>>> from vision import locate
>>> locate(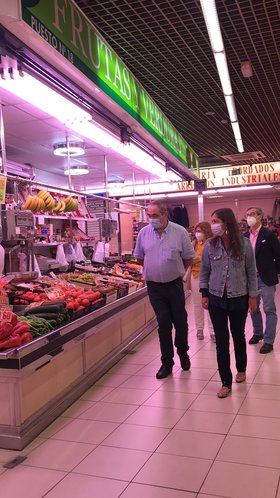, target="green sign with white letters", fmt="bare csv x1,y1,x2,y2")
20,0,199,168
